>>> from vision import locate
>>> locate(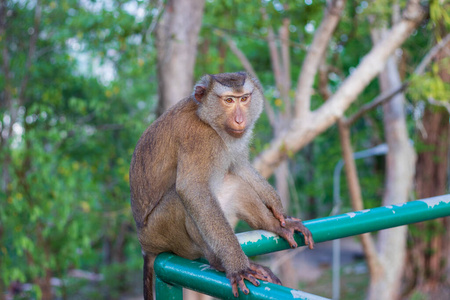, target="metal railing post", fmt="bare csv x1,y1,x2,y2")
155,274,183,300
